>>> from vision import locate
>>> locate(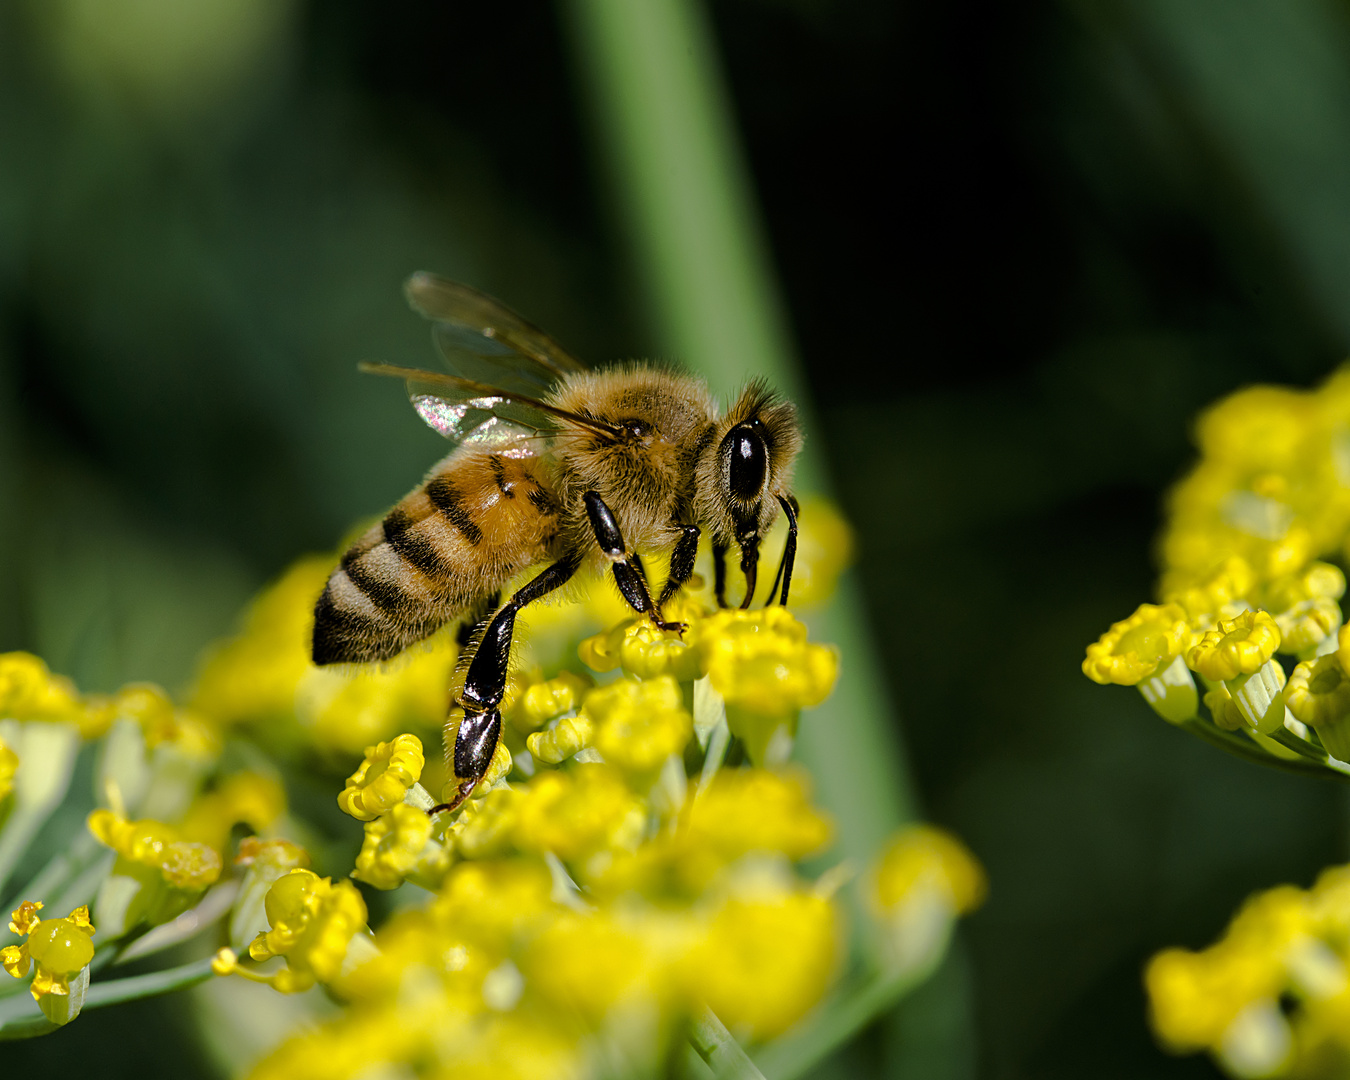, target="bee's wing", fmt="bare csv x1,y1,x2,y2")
361,364,622,452
405,273,587,397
